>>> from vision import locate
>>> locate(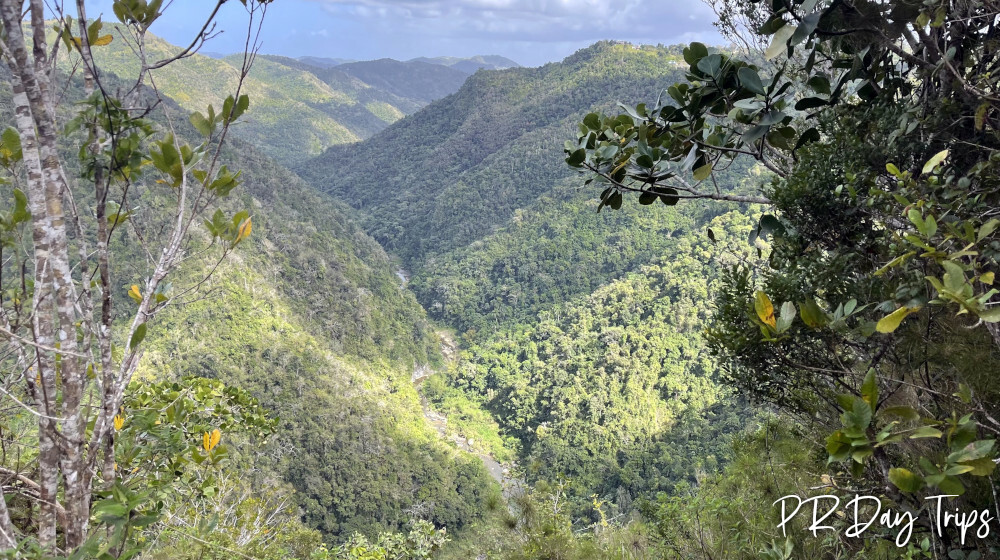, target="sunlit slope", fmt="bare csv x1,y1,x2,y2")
68,29,431,163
